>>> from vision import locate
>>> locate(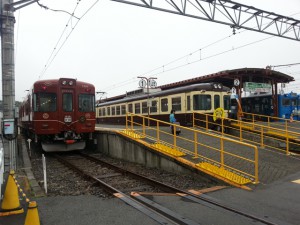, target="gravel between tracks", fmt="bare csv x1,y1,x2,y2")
29,146,220,199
